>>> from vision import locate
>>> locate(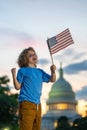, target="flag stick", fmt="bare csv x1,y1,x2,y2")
47,38,54,65
50,53,54,65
